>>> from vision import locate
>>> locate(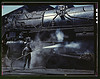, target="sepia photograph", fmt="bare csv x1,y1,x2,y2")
1,2,98,76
